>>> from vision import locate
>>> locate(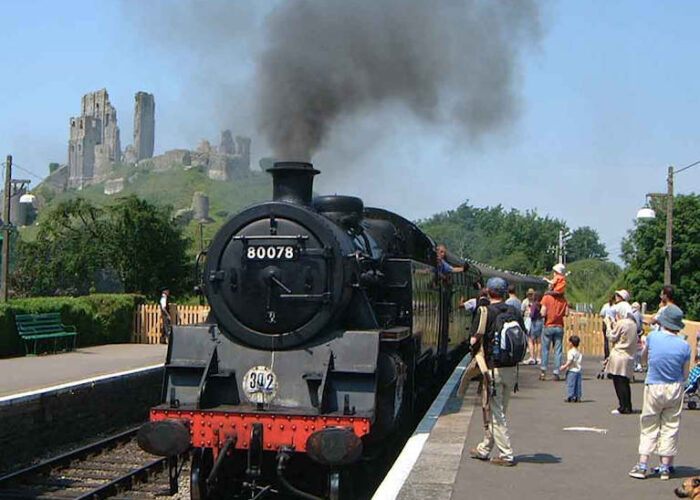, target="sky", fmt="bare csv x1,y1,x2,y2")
1,0,699,264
